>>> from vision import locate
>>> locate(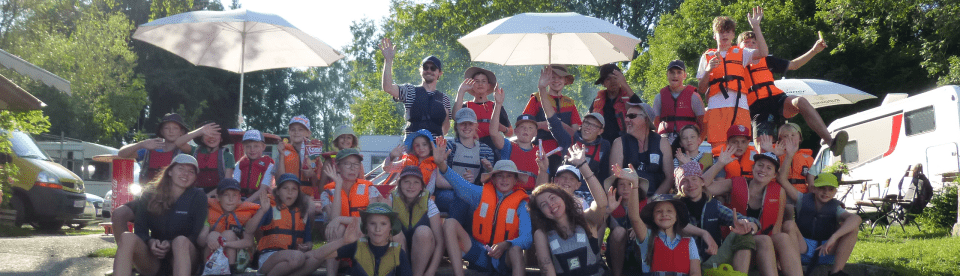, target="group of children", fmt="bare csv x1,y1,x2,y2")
111,6,862,276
